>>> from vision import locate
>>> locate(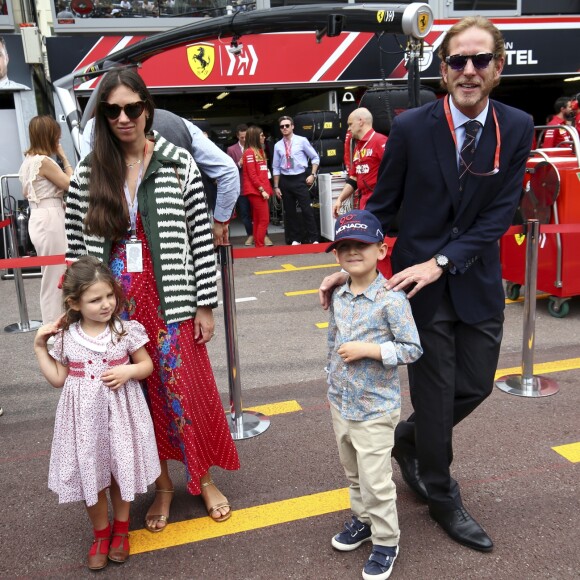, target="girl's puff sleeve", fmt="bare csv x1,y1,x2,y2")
49,331,68,365
126,320,150,354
